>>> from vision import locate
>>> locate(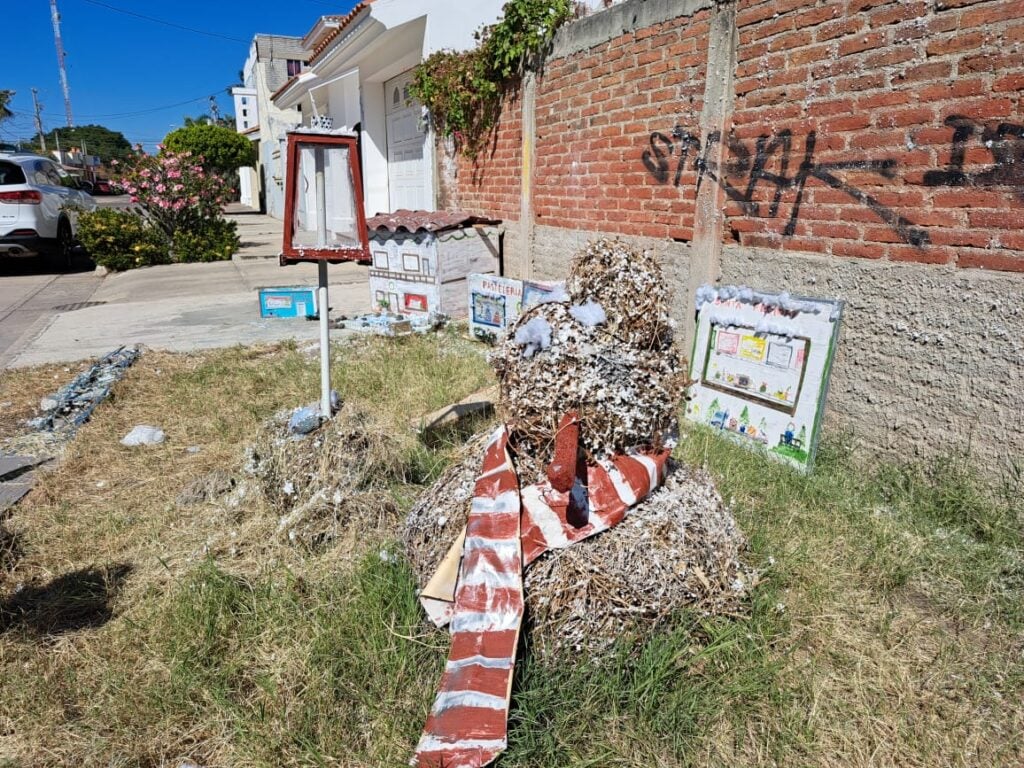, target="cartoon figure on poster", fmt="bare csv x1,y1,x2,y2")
467,274,530,343
472,293,506,328
686,285,843,472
